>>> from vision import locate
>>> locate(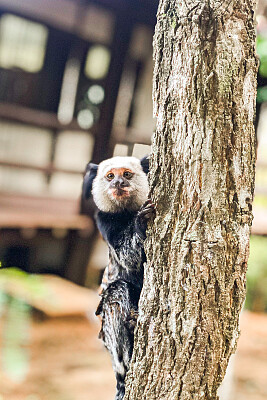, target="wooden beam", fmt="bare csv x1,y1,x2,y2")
0,160,84,175
91,6,135,162
0,102,91,132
